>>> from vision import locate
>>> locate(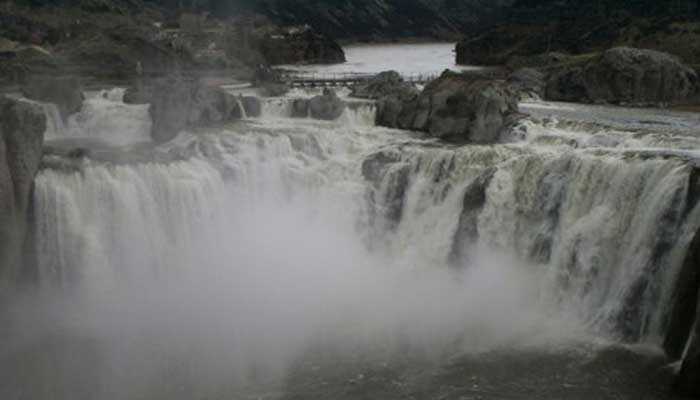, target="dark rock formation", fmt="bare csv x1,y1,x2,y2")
291,98,310,118
22,76,84,119
308,89,346,120
545,47,700,105
376,70,521,143
664,170,700,360
0,96,45,283
361,149,410,231
149,76,242,143
258,28,345,65
677,305,700,396
455,1,700,68
449,169,496,266
241,96,262,118
256,0,514,41
350,71,419,100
